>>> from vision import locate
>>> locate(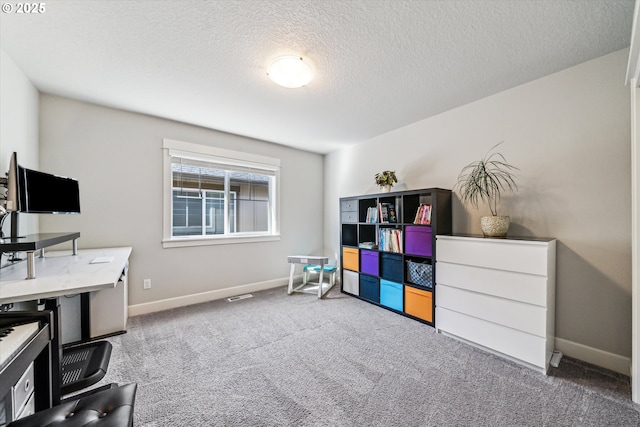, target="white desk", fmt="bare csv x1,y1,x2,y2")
0,247,132,406
0,247,132,303
287,255,333,299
